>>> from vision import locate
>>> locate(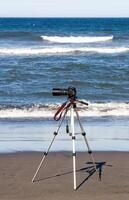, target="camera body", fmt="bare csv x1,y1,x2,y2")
52,86,77,100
